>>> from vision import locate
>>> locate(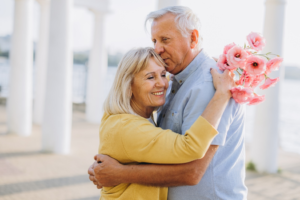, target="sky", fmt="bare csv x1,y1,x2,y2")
0,0,300,66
